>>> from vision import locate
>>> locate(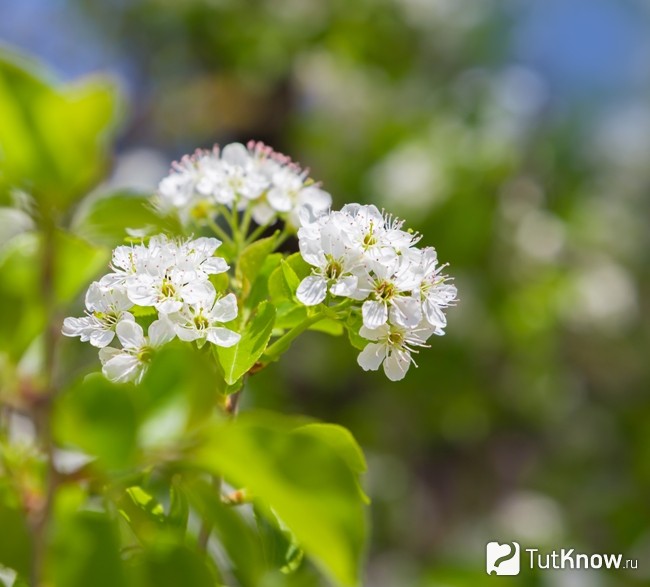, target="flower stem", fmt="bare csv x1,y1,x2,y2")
206,217,233,246
244,222,269,247
263,312,327,362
